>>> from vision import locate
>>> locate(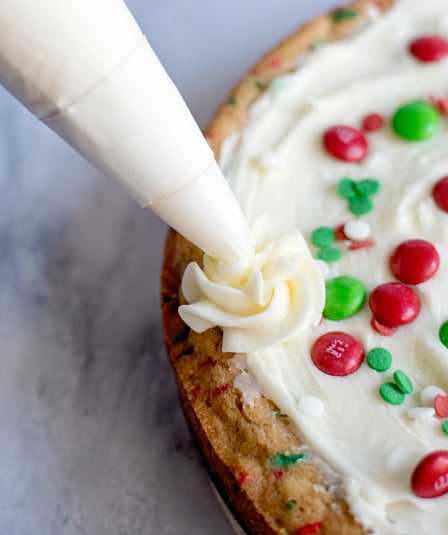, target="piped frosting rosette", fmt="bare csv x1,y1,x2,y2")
179,222,325,353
